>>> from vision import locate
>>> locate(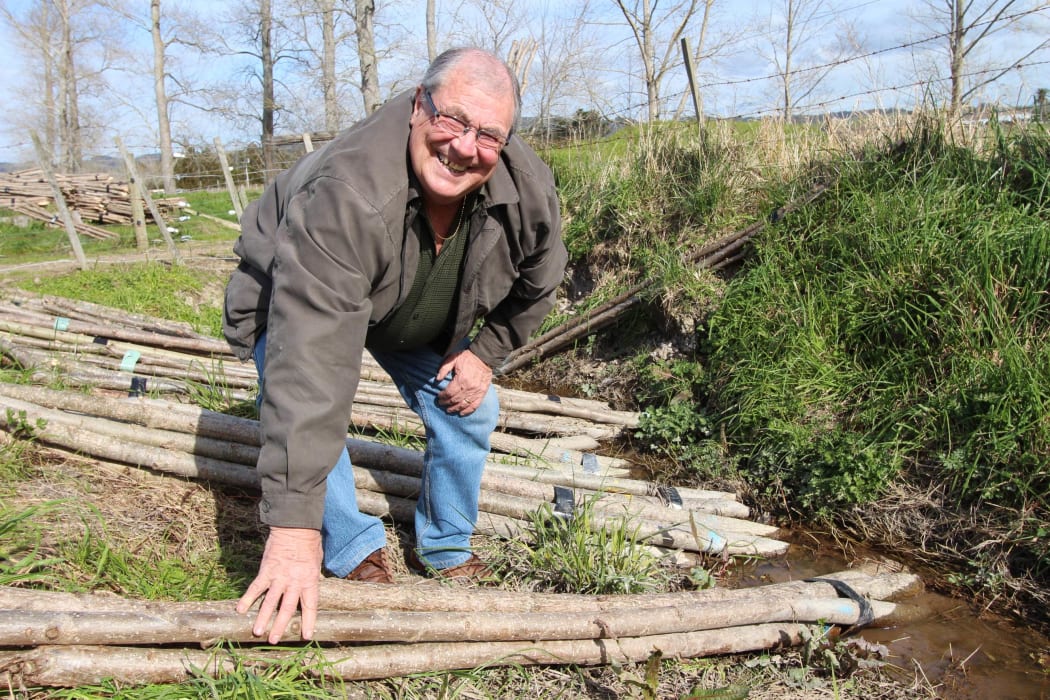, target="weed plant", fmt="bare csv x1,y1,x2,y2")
522,498,672,594
705,118,1049,539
